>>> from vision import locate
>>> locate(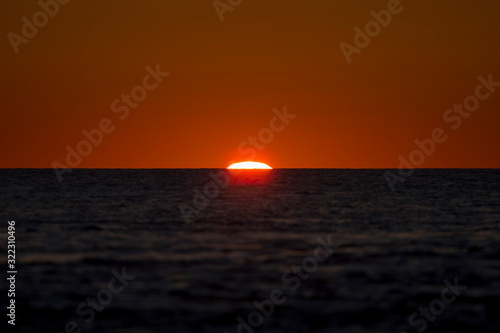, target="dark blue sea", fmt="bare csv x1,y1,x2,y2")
0,169,499,333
